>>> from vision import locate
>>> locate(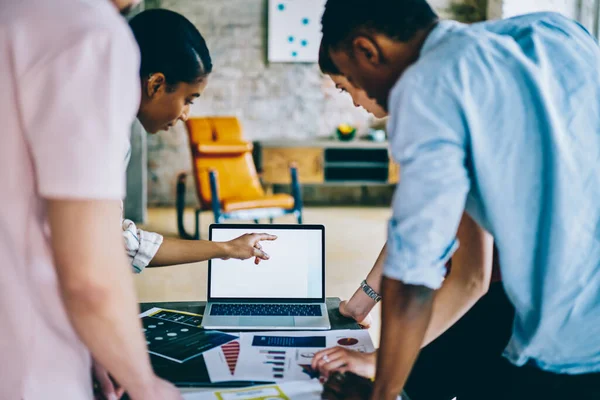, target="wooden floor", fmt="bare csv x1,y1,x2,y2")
134,207,390,345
